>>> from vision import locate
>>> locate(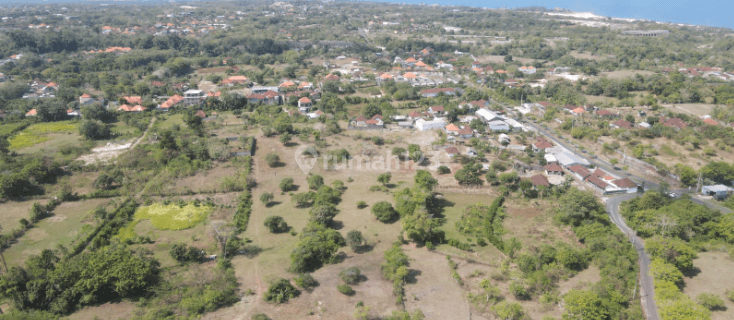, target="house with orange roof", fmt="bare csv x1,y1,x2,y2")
222,75,249,87
79,93,95,105
157,94,184,112
298,97,313,112
25,109,37,117
571,107,585,115
402,72,417,79
324,74,340,81
117,104,133,112
123,96,143,105
130,105,147,113
279,80,296,88
519,66,536,74
445,123,460,135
